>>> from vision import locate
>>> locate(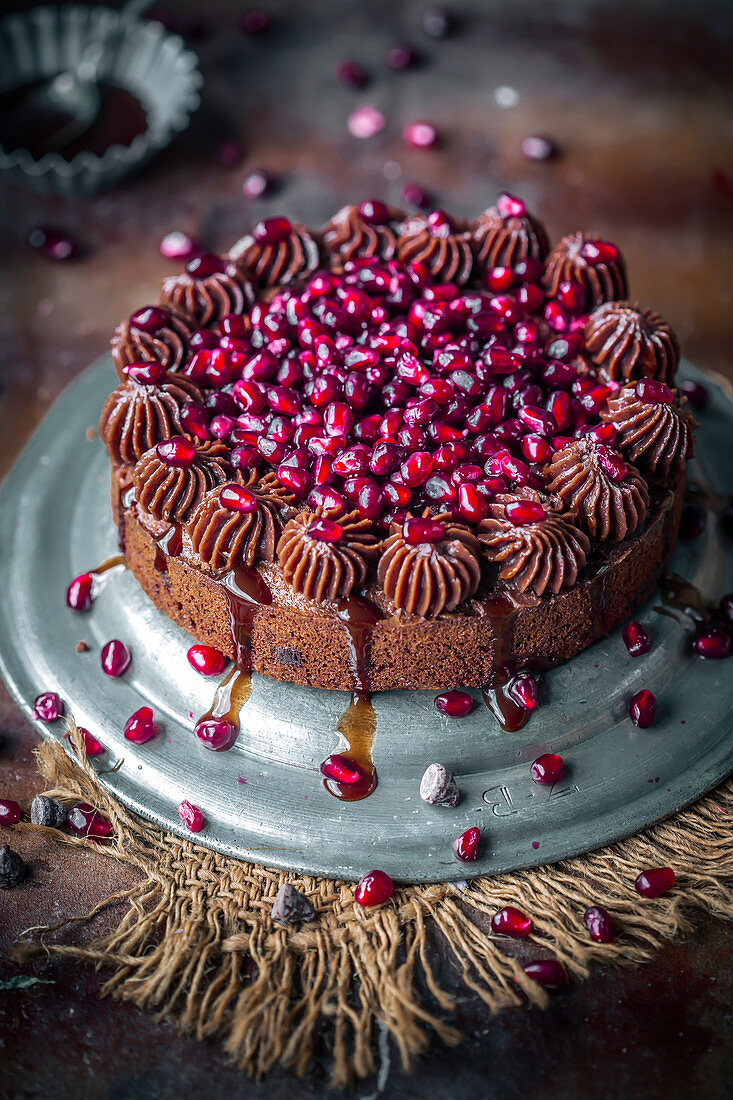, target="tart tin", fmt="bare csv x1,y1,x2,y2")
0,5,202,195
0,358,731,883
